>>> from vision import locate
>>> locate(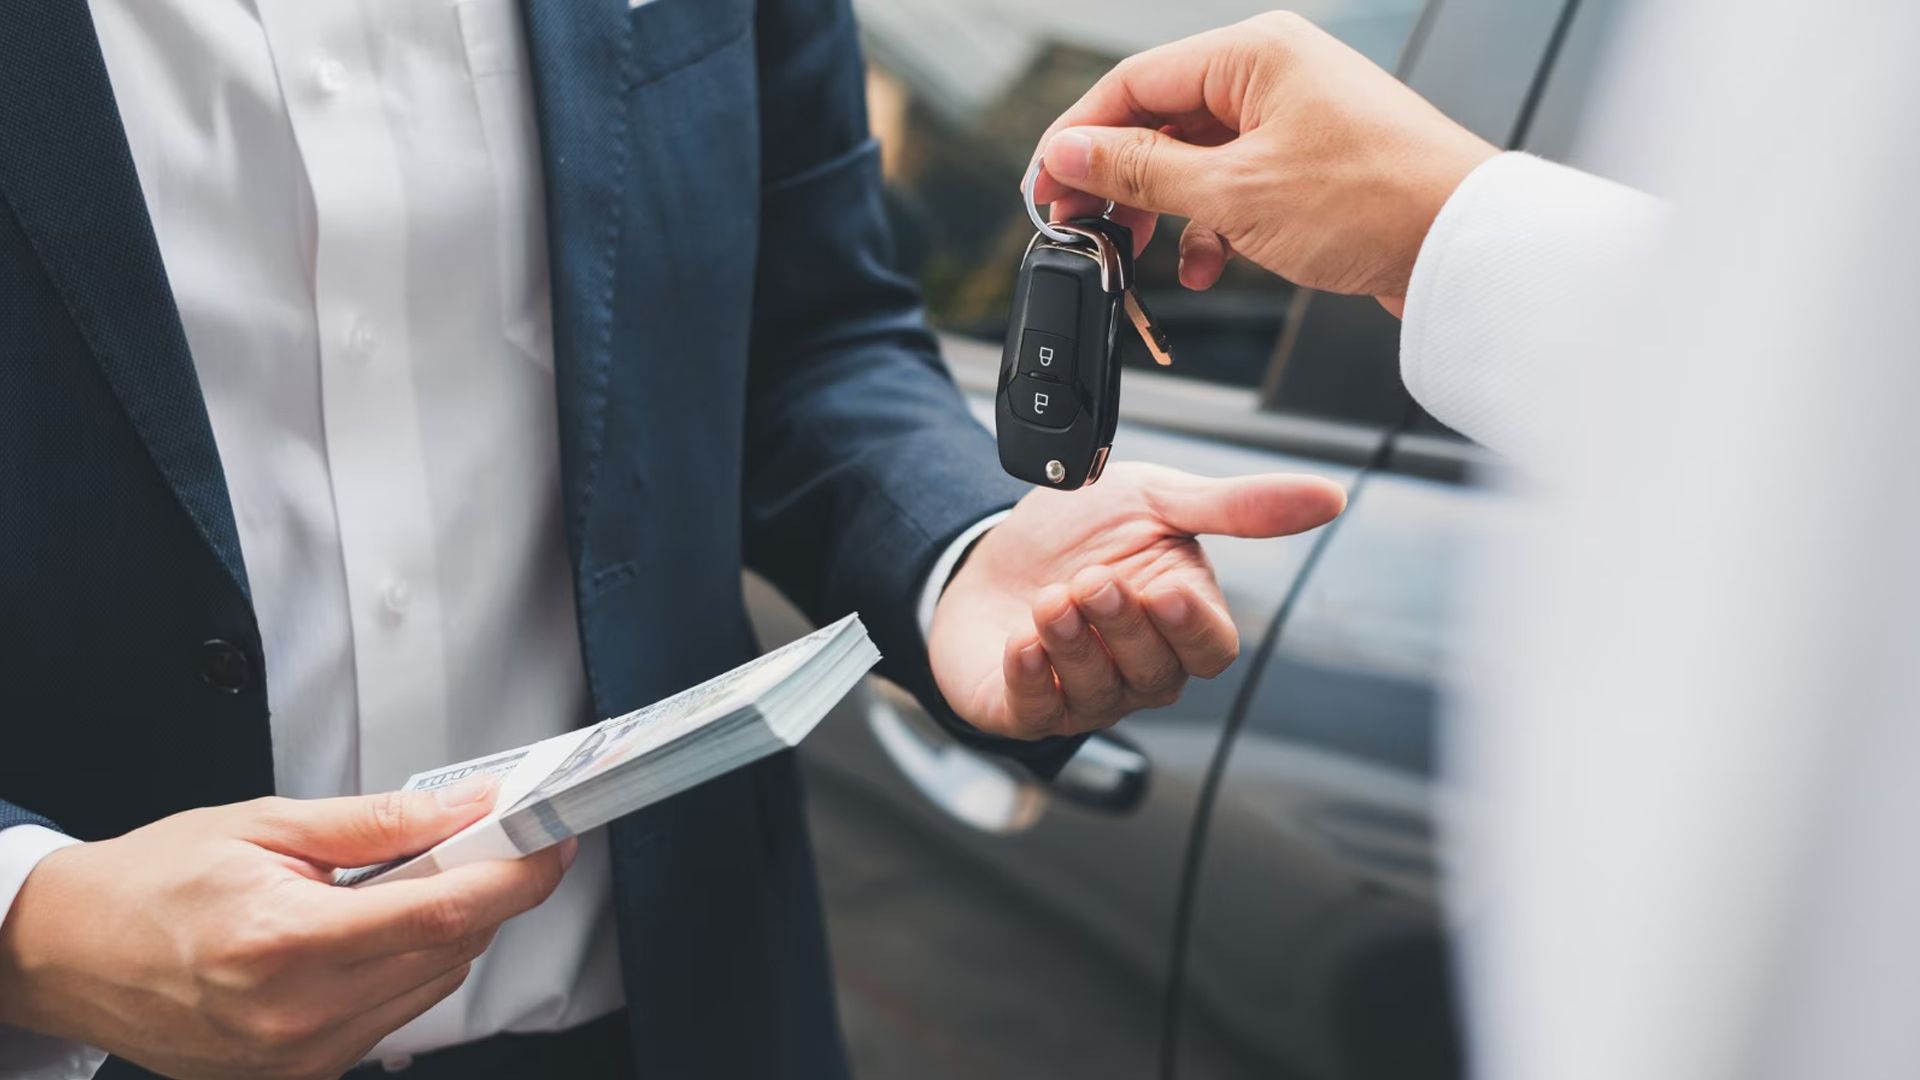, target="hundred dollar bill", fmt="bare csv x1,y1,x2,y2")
337,613,877,887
